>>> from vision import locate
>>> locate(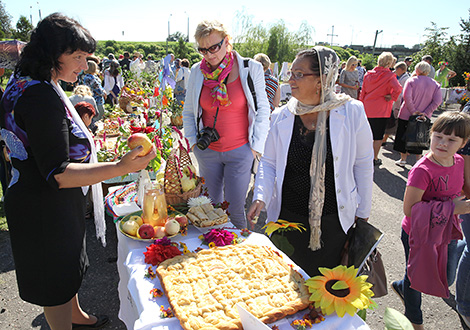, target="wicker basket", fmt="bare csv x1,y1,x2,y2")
164,146,202,205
